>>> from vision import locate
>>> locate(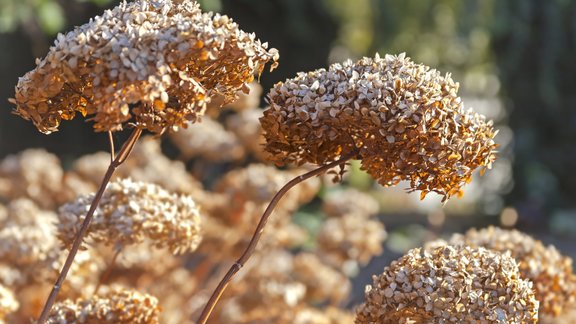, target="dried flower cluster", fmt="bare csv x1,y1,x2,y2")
11,0,278,134
170,117,245,162
46,288,160,324
317,188,385,269
447,226,576,317
0,284,18,322
0,149,64,209
356,245,539,323
58,178,202,254
261,53,497,201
